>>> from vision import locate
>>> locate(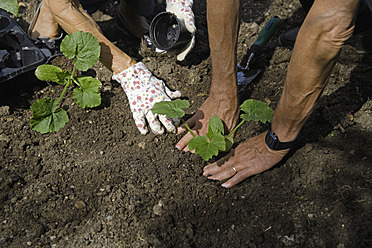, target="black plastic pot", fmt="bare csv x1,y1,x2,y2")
149,12,192,51
0,8,48,83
